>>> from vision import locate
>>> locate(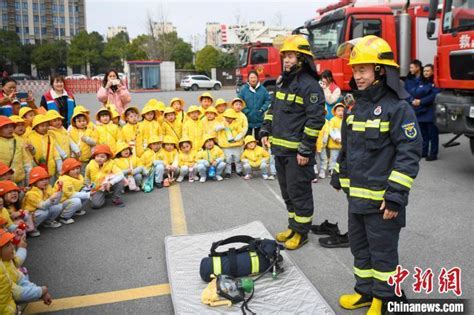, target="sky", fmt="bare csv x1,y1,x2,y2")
86,0,333,48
